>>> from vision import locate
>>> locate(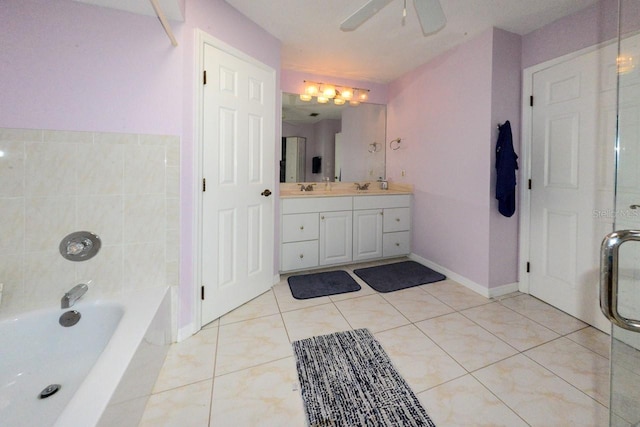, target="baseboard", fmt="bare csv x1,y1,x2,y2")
273,273,281,285
408,253,519,299
177,323,197,342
